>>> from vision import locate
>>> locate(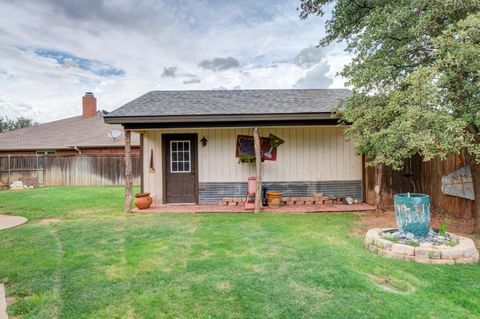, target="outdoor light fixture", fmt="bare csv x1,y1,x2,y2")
200,136,208,147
